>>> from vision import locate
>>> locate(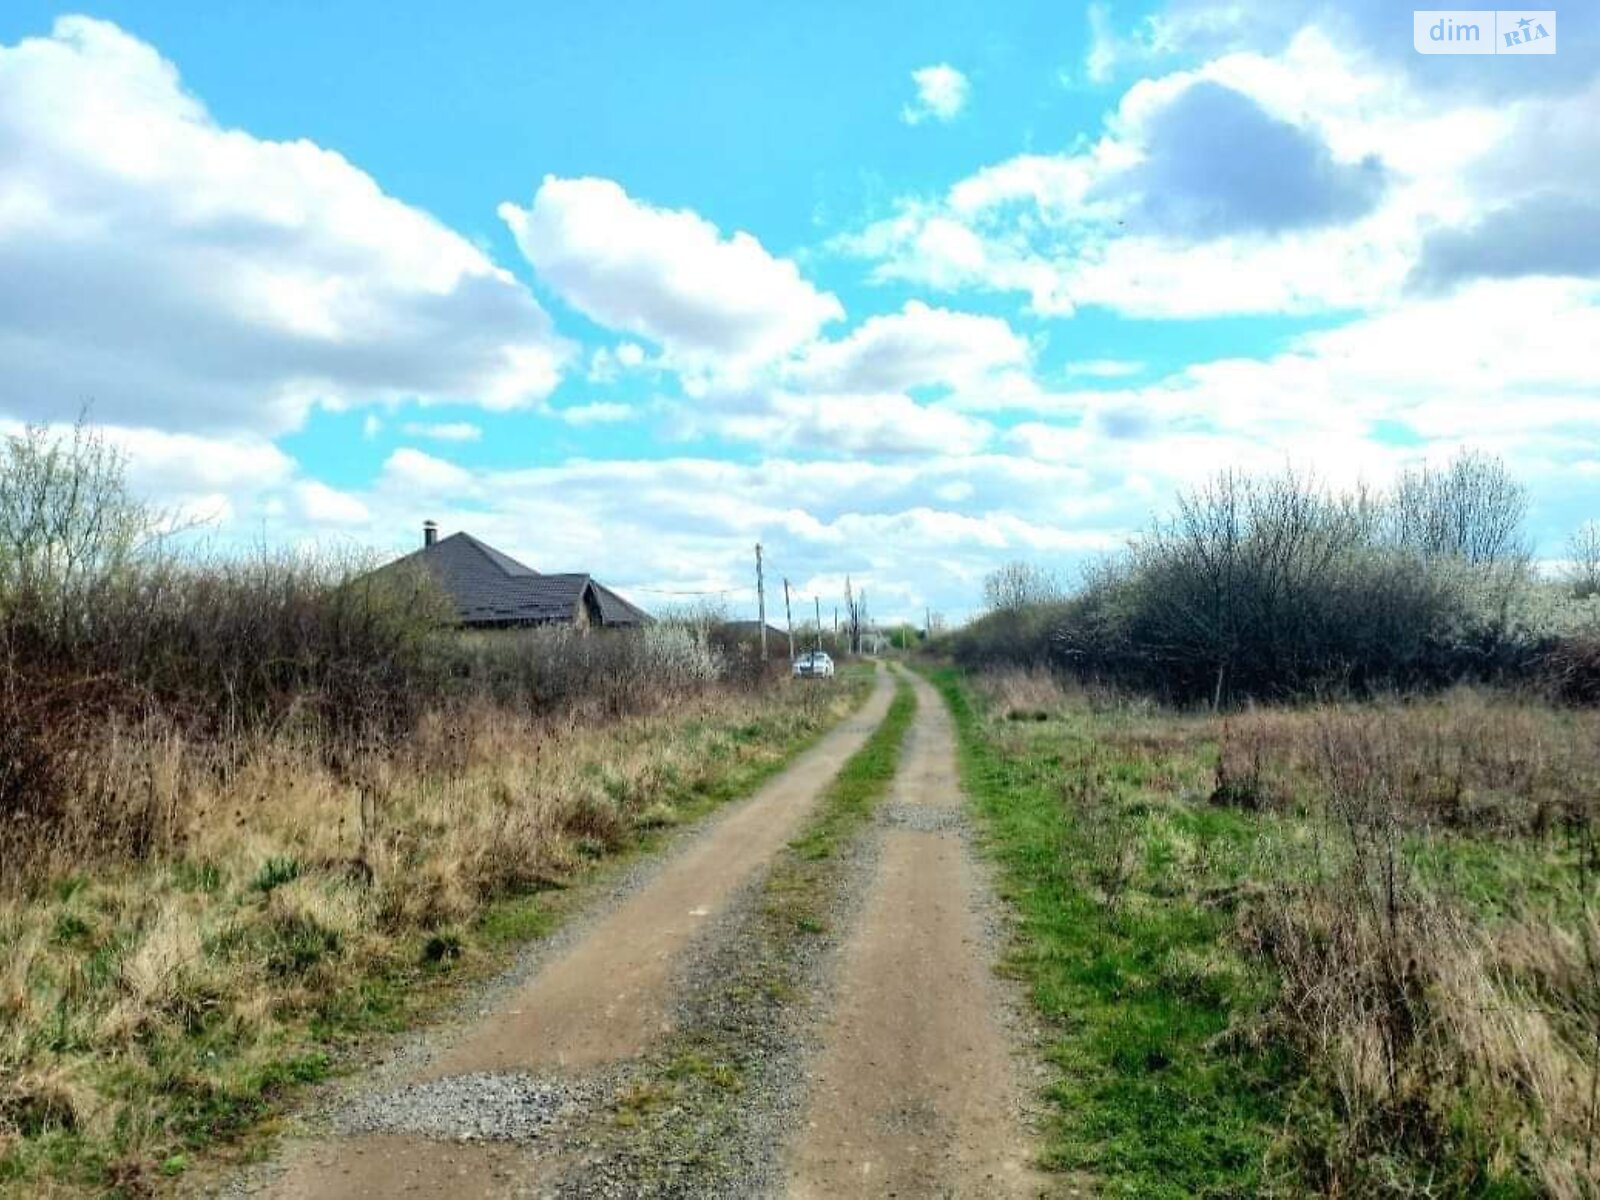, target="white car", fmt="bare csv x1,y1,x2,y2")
792,650,835,678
